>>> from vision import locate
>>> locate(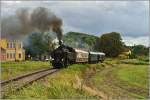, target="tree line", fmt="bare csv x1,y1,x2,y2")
98,32,149,57
23,31,149,58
